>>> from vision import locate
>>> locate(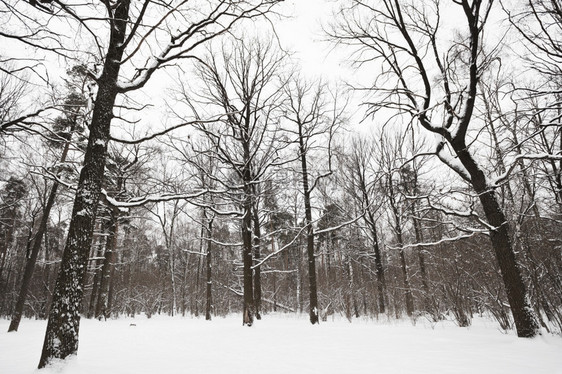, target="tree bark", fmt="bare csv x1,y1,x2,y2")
38,1,130,367
299,124,319,325
205,216,213,321
168,232,177,317
396,227,414,317
9,181,59,332
87,233,104,319
242,141,254,326
411,205,430,311
454,141,540,337
252,206,262,320
95,211,118,320
356,157,387,314
9,117,76,332
388,176,414,317
367,215,386,314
